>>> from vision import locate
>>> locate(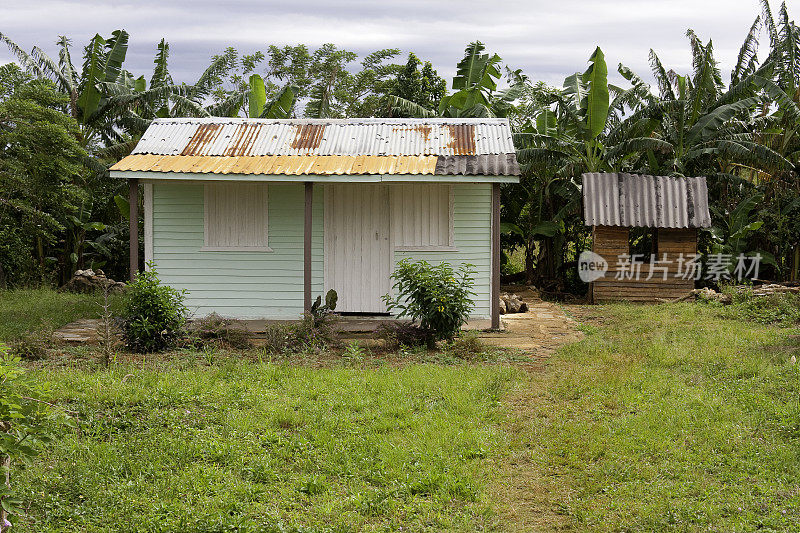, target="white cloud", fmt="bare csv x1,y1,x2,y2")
0,0,795,90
